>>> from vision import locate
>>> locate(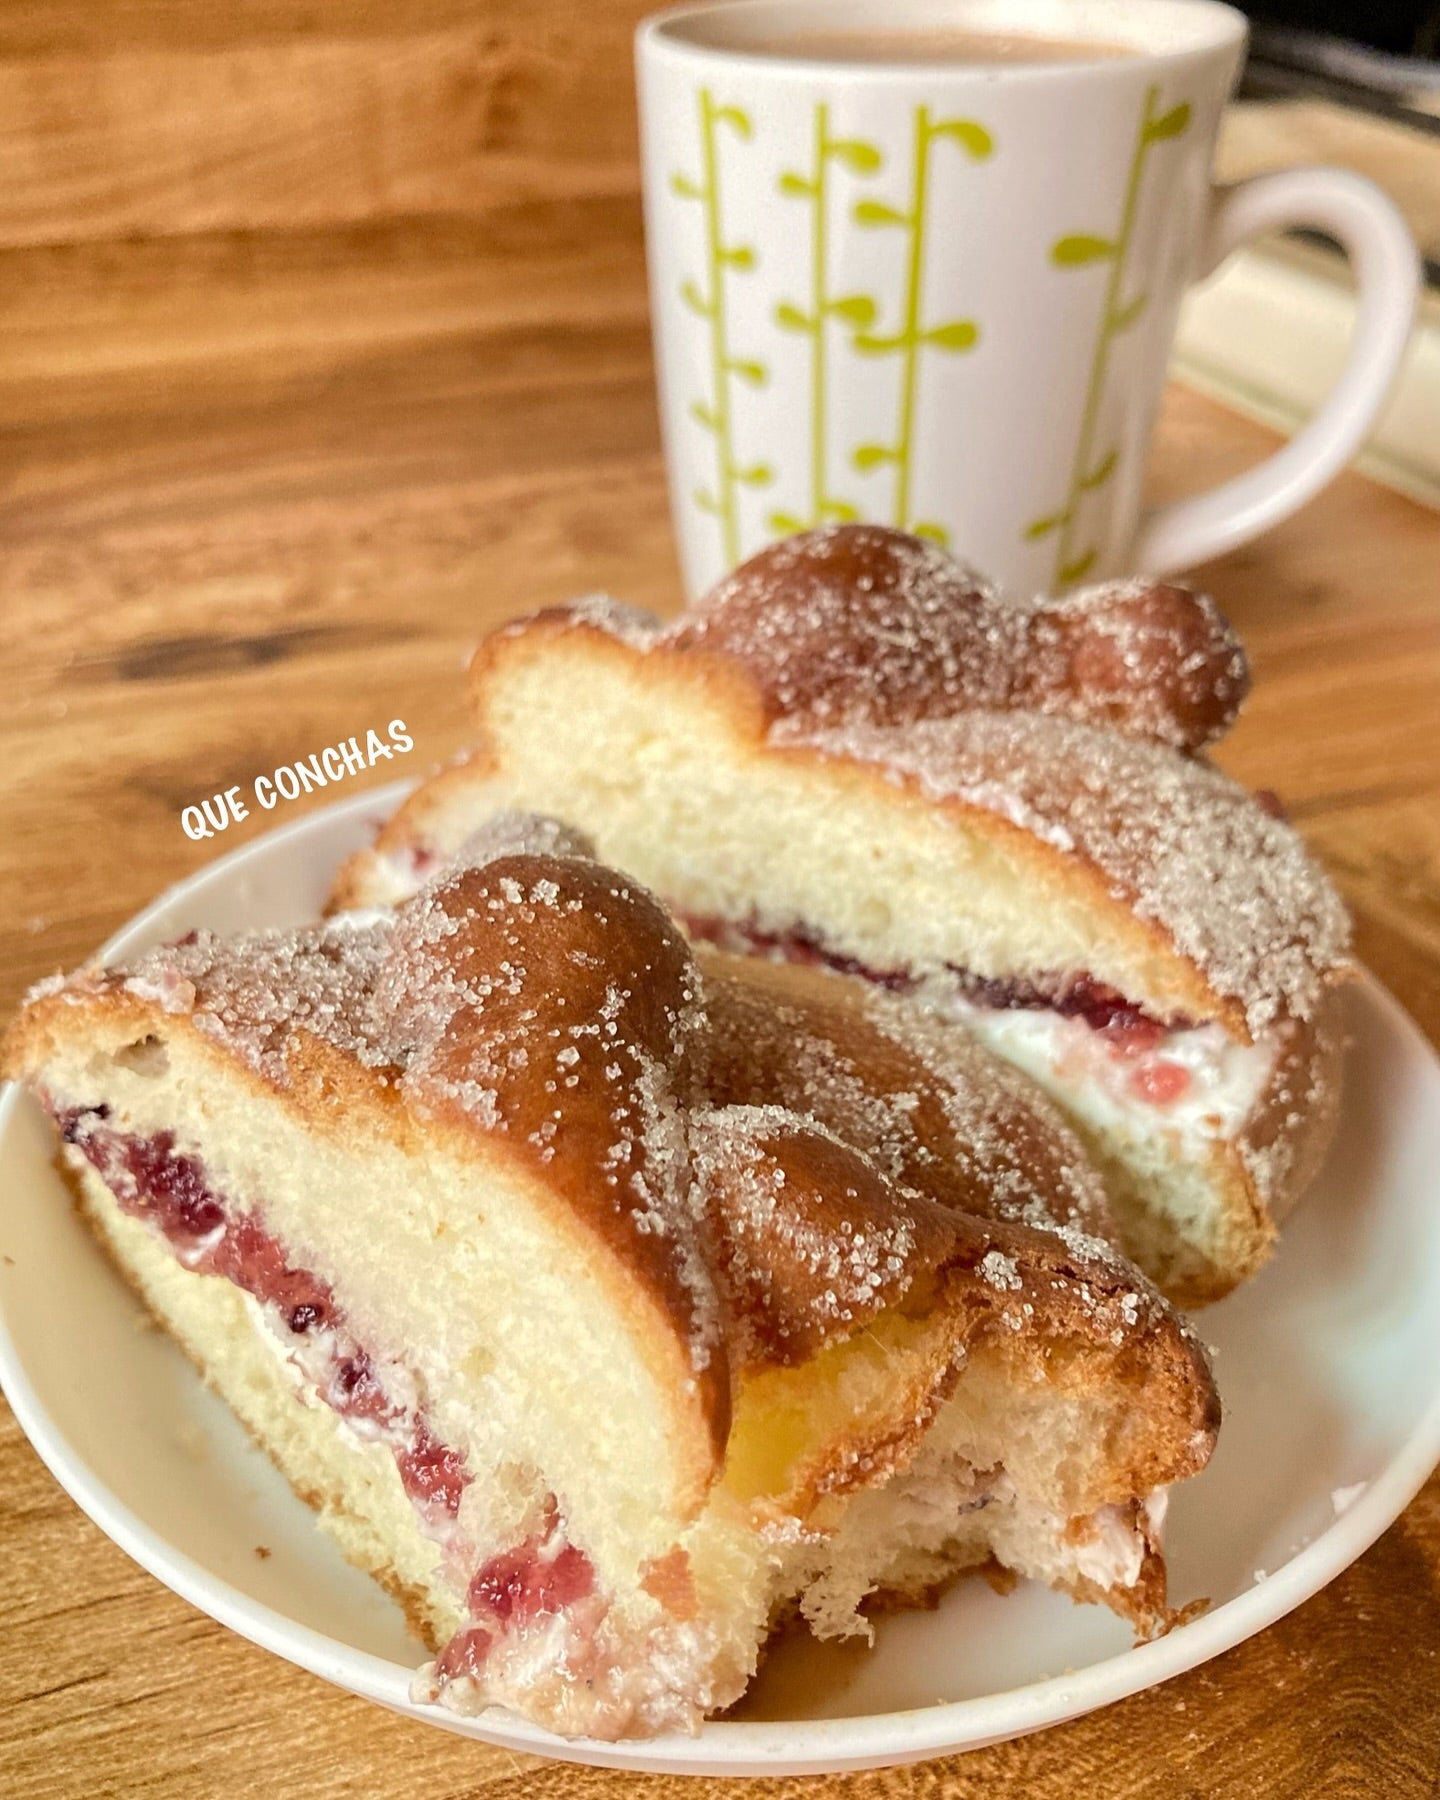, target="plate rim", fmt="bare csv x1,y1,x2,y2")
3,784,1439,1773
